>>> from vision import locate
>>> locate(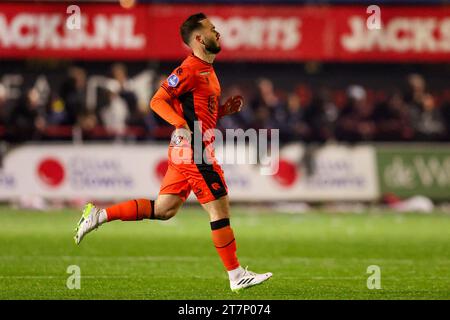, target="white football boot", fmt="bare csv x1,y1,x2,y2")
74,203,101,245
230,267,273,292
